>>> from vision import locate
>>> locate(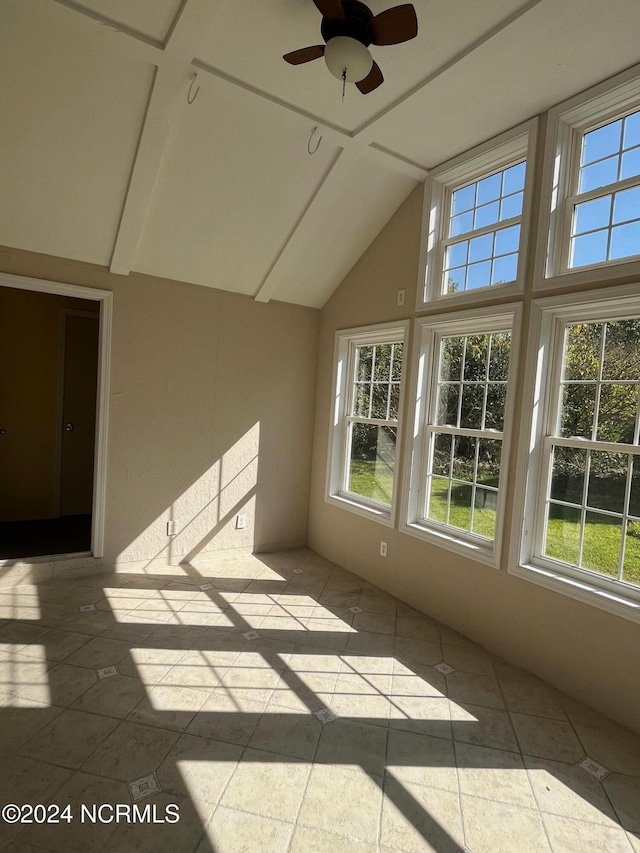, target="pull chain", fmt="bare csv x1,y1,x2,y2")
342,68,346,101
